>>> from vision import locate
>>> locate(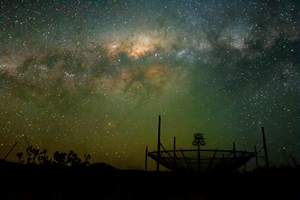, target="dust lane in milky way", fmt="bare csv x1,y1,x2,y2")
0,0,299,169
